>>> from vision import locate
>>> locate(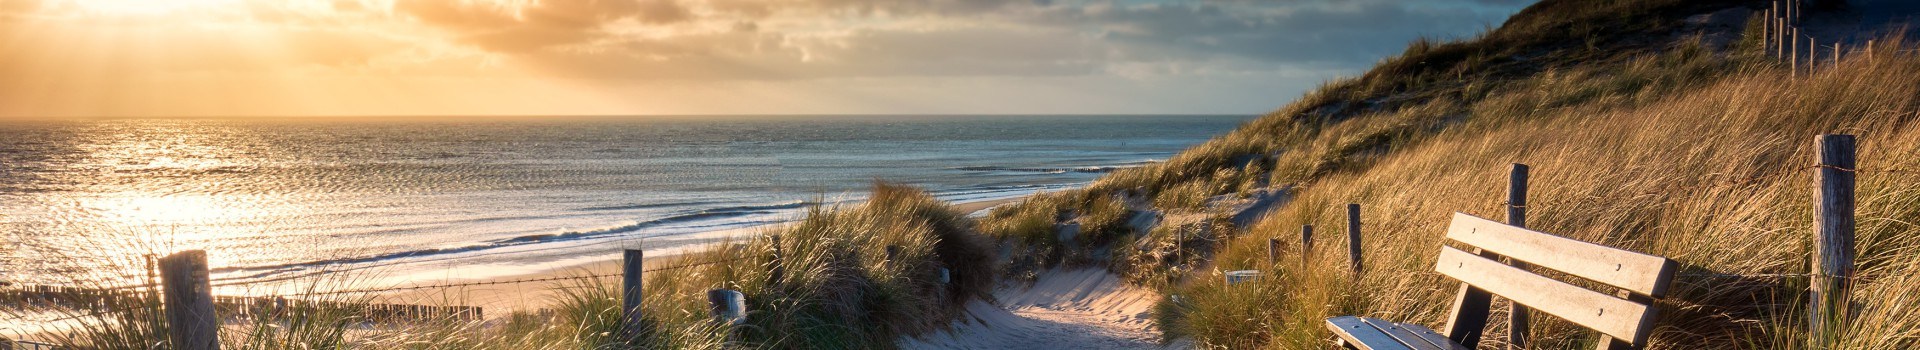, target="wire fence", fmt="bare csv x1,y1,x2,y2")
263,255,759,297
1480,162,1920,211
2,254,761,325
